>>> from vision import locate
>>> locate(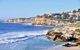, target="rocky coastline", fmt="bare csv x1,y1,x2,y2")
46,25,80,47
